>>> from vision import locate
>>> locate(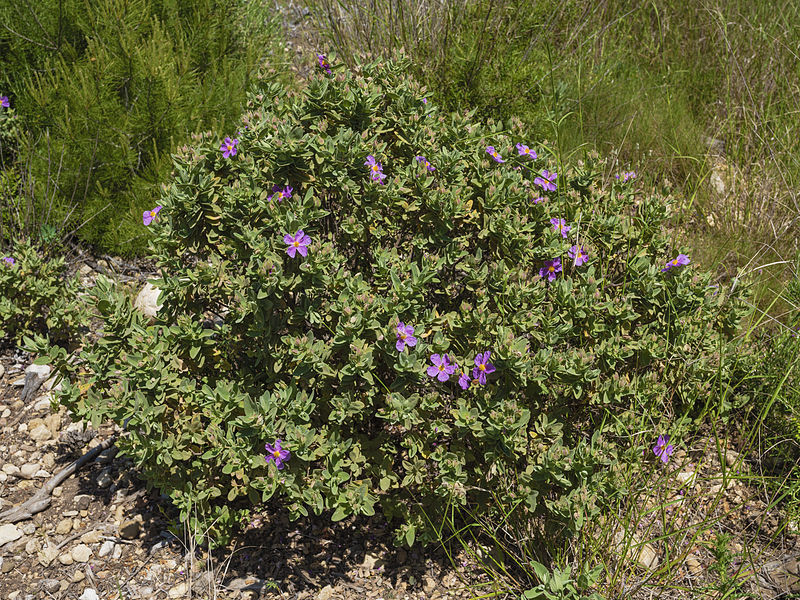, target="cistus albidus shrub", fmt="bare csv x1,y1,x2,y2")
41,57,746,547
